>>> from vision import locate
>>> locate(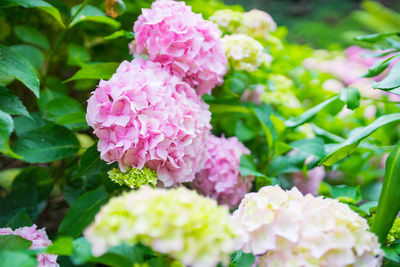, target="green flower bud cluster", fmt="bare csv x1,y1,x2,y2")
108,167,157,189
